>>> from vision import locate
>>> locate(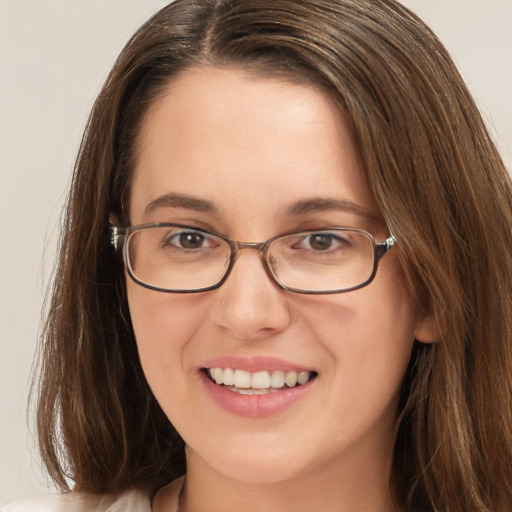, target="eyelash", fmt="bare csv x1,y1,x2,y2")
294,232,352,252
163,230,217,250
